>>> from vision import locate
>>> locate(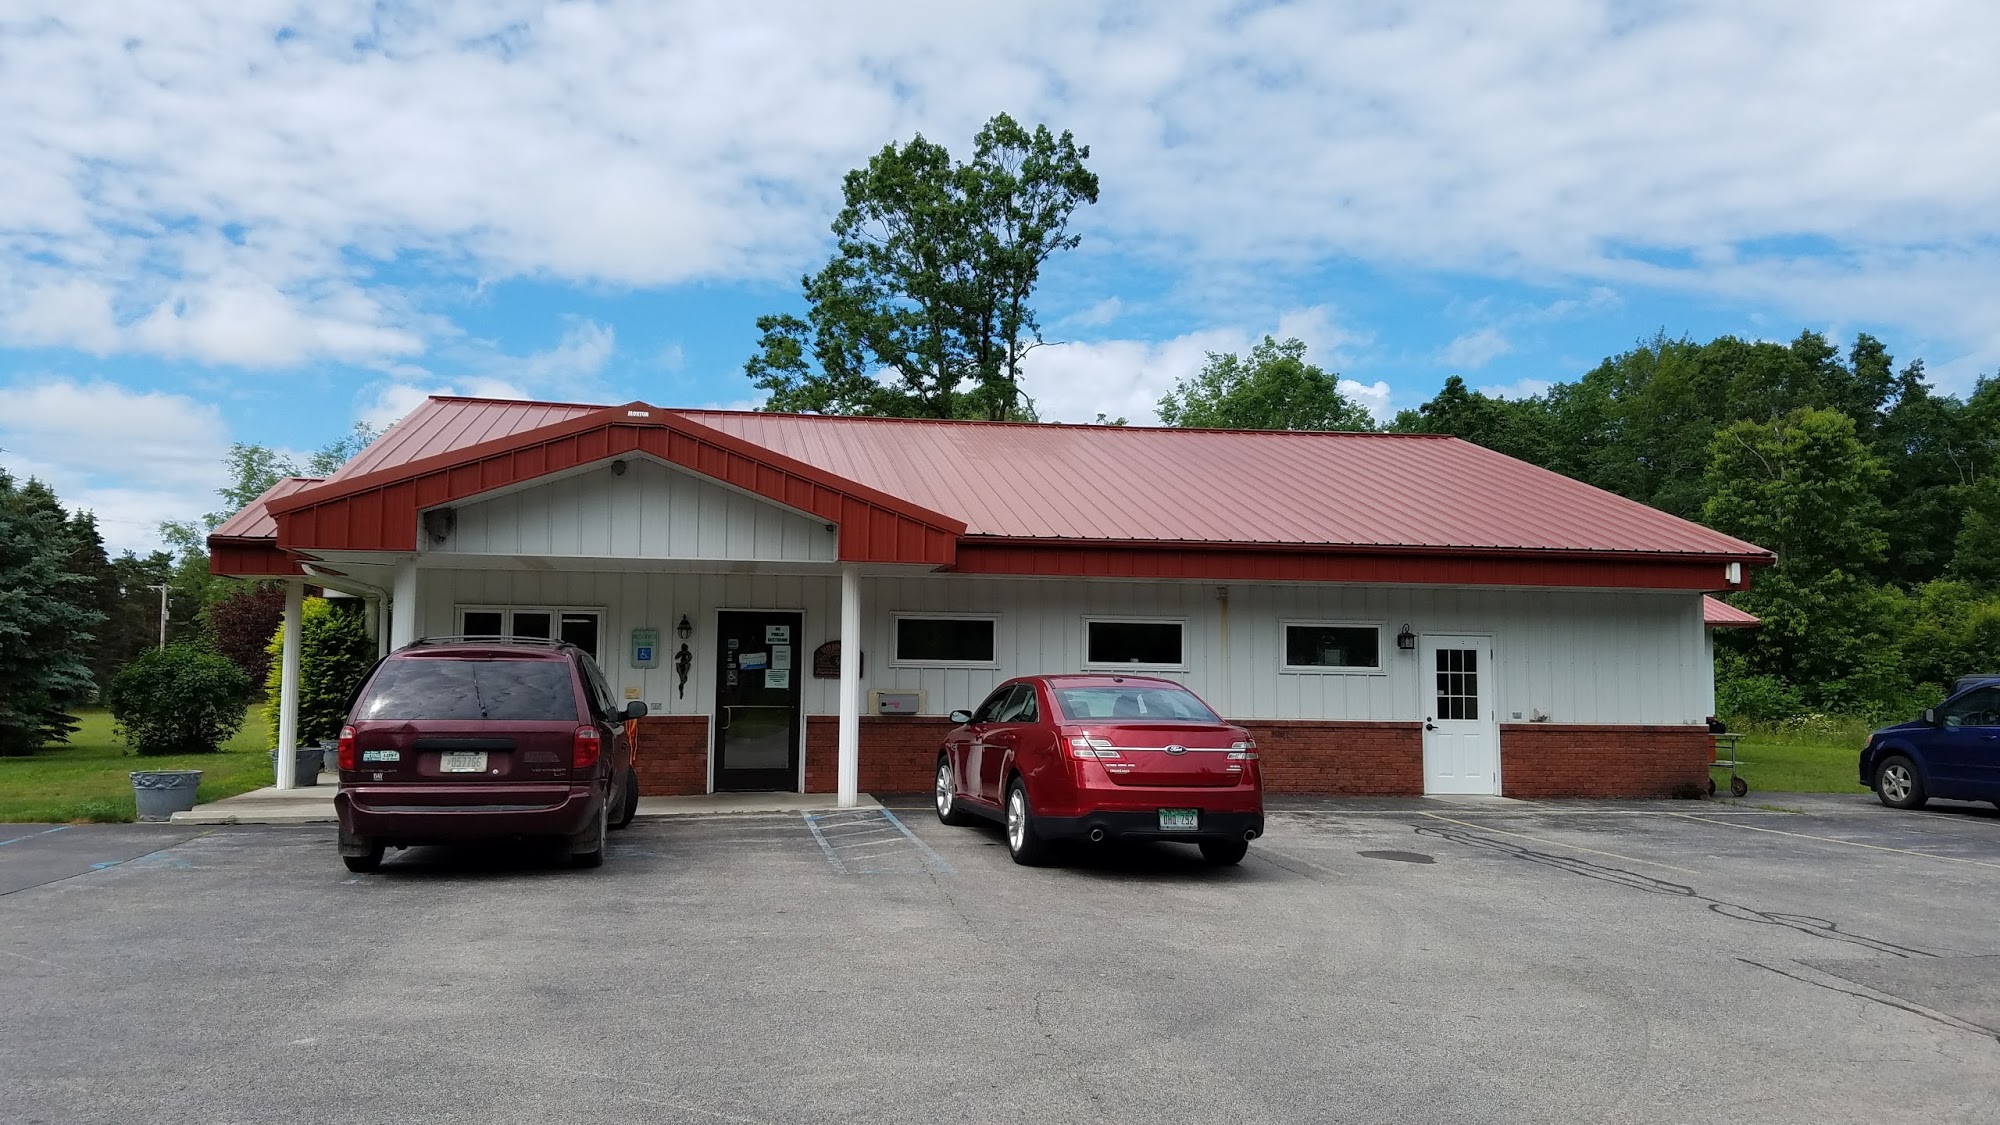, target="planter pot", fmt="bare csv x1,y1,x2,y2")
130,770,203,822
269,746,326,787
